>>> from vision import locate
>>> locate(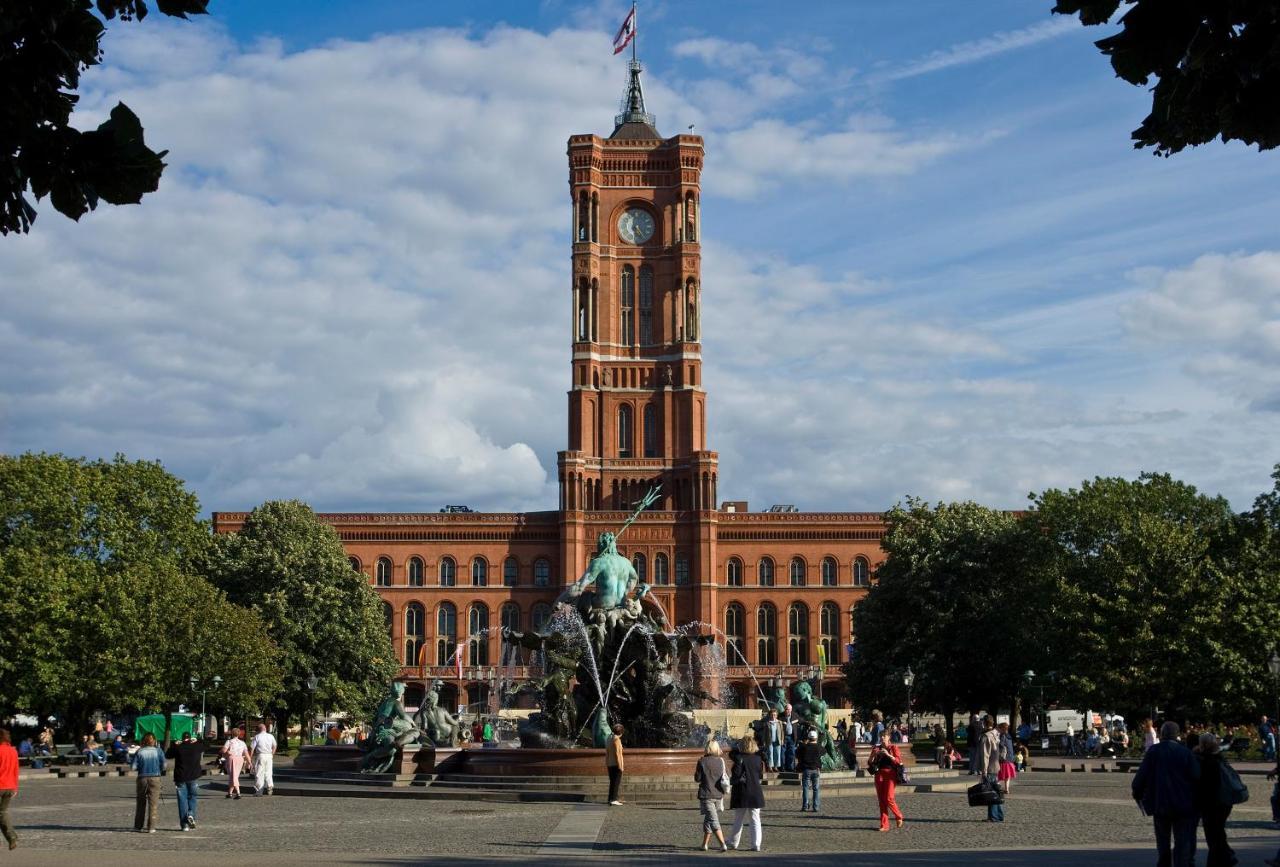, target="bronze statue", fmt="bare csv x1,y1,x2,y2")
413,682,461,747
790,679,843,770
360,681,421,774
